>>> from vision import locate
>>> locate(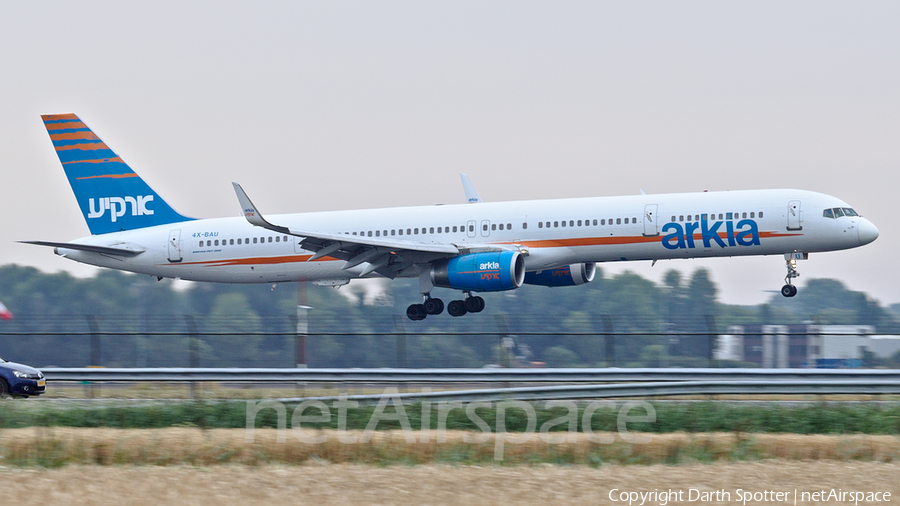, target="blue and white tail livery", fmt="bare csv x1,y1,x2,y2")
25,114,879,320
41,114,192,234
